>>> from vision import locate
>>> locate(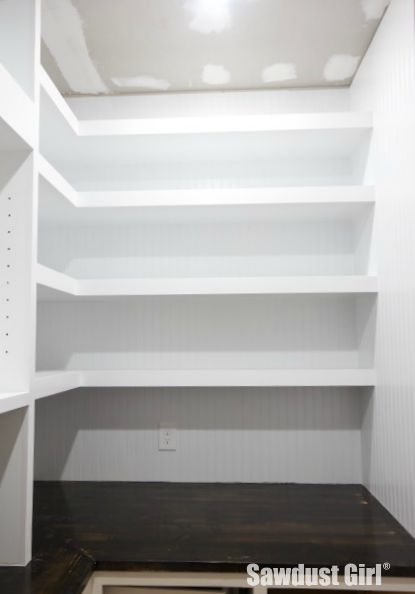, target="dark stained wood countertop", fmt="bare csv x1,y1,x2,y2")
1,482,415,594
